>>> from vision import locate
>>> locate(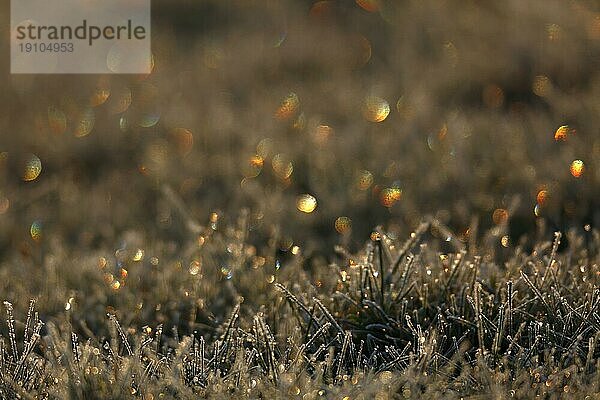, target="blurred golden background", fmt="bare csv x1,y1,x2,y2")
0,0,599,259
